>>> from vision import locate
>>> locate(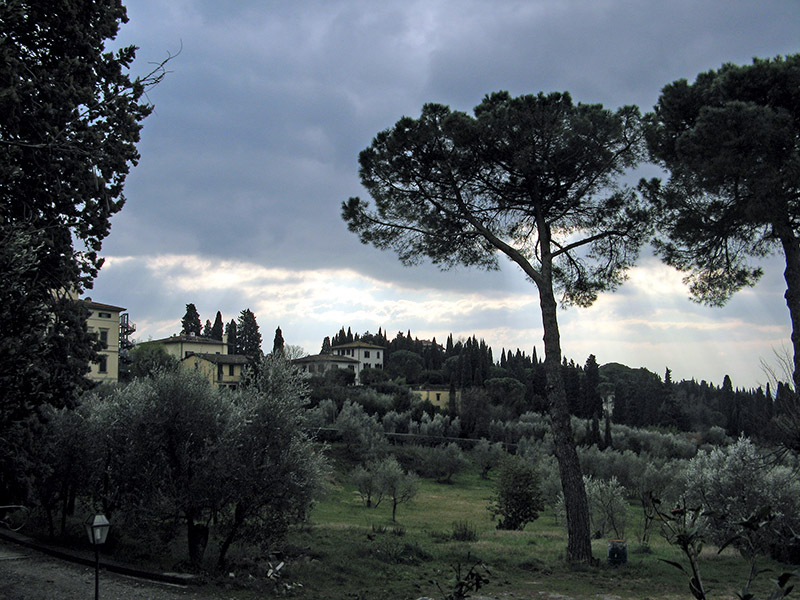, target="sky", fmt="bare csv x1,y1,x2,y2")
90,0,800,390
